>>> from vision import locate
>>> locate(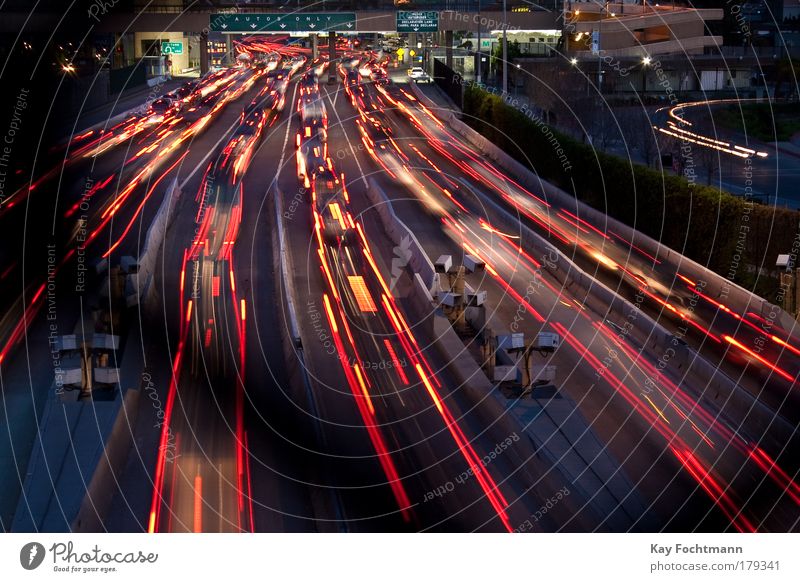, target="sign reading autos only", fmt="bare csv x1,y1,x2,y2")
210,13,356,32
20,541,158,573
